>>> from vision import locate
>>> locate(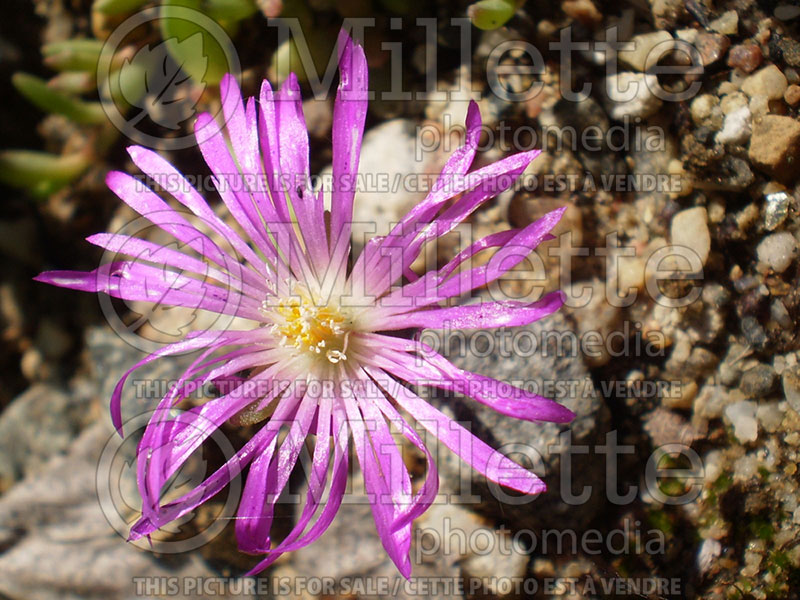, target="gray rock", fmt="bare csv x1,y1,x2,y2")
0,422,253,600
322,118,446,254
551,97,622,178
86,326,199,430
291,474,529,599
0,383,92,492
782,365,800,415
291,470,465,599
422,308,608,531
740,364,778,399
741,316,767,350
